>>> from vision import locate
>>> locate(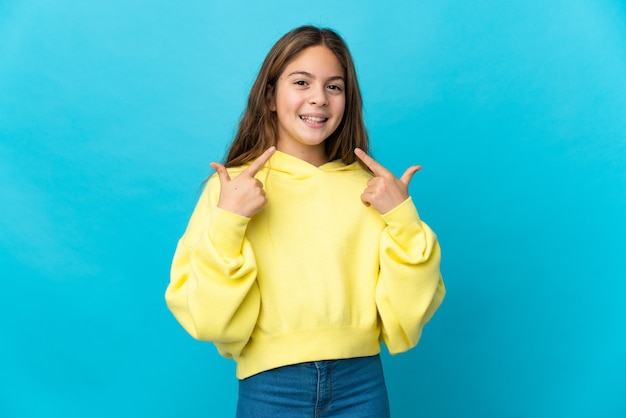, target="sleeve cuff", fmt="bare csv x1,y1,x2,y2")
208,207,251,257
380,197,423,241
